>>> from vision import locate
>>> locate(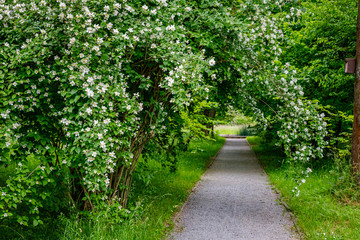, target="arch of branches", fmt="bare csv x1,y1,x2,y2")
0,0,326,225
